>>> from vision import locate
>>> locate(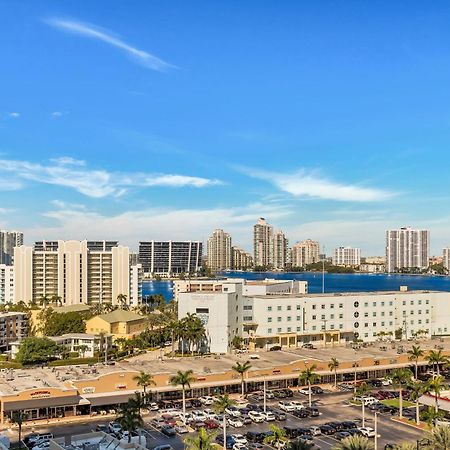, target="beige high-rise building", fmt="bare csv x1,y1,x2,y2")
0,230,23,265
207,229,232,271
232,247,253,270
14,240,141,306
443,248,450,274
291,239,320,267
253,218,273,268
272,230,288,270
